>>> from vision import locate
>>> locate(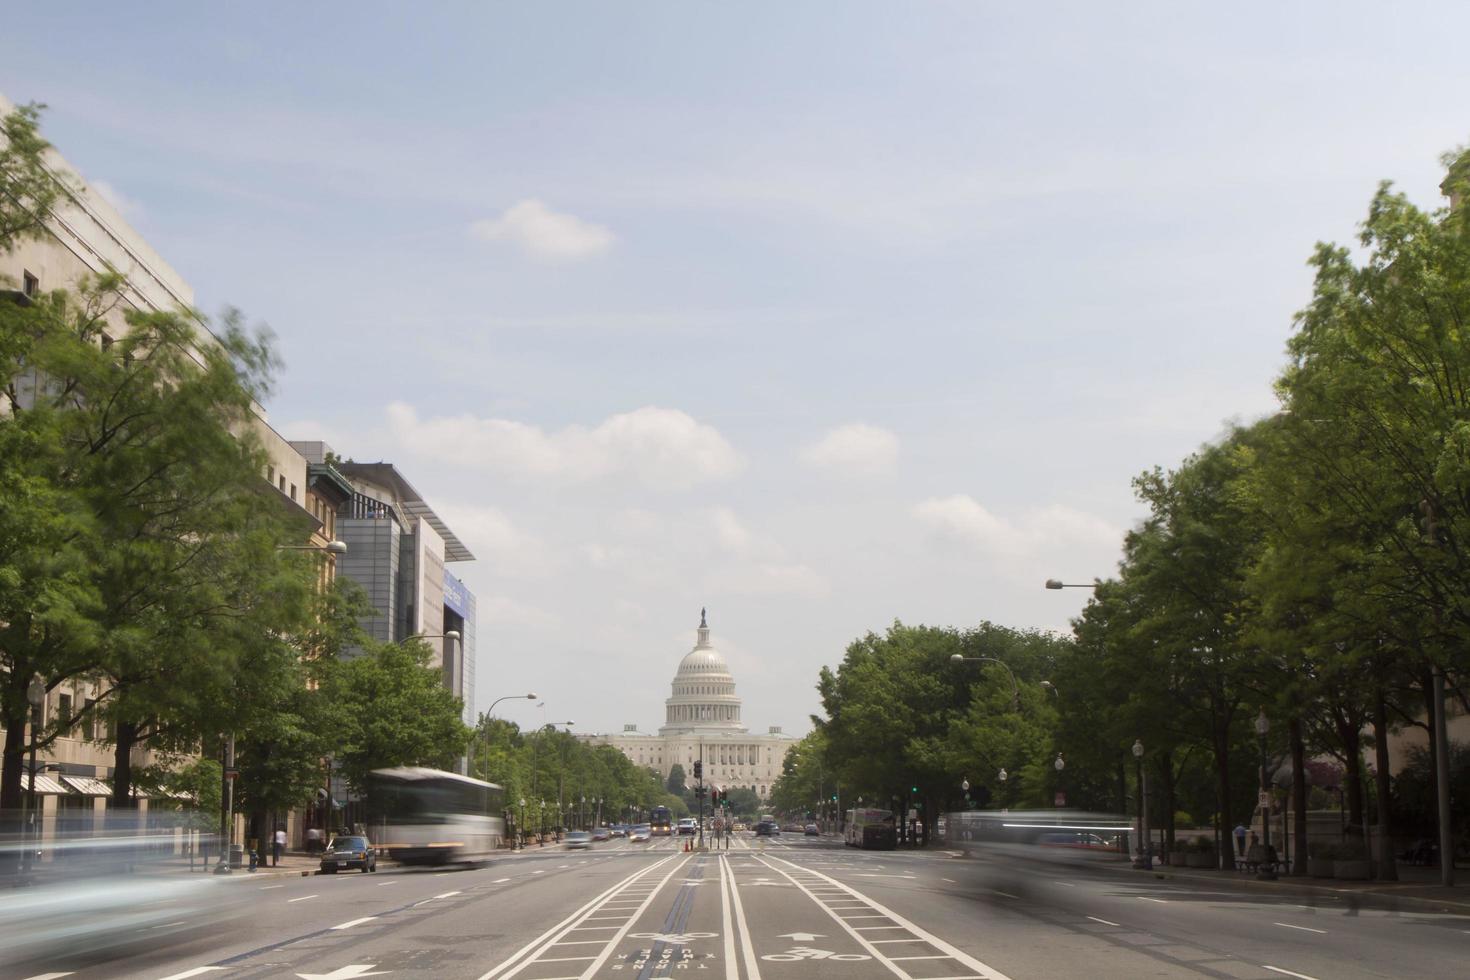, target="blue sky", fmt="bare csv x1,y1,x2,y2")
6,2,1469,737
